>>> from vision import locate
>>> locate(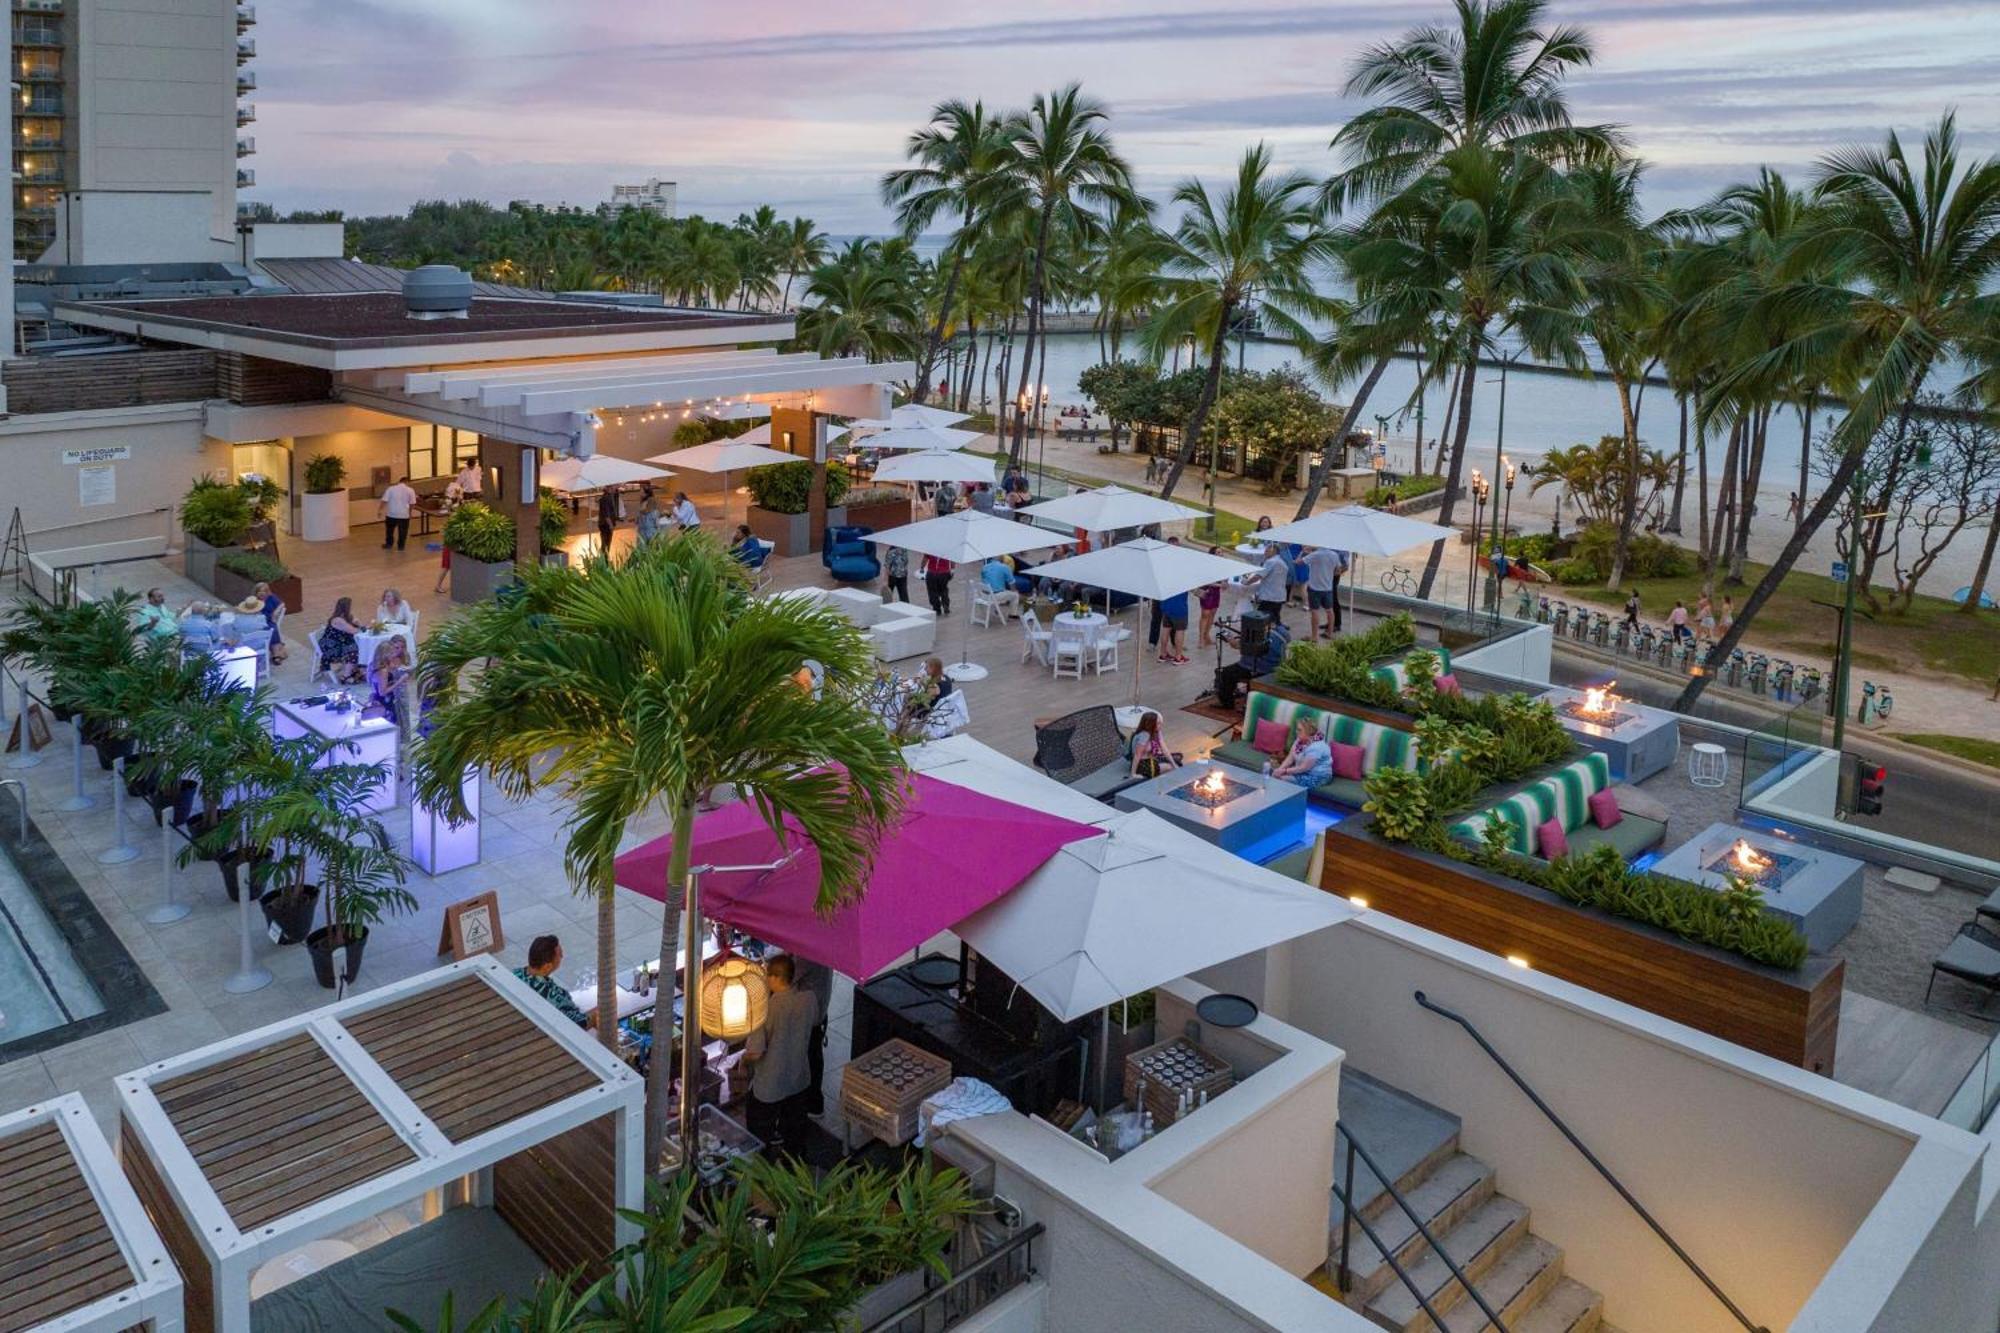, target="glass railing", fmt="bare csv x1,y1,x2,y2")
1938,1036,2000,1132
